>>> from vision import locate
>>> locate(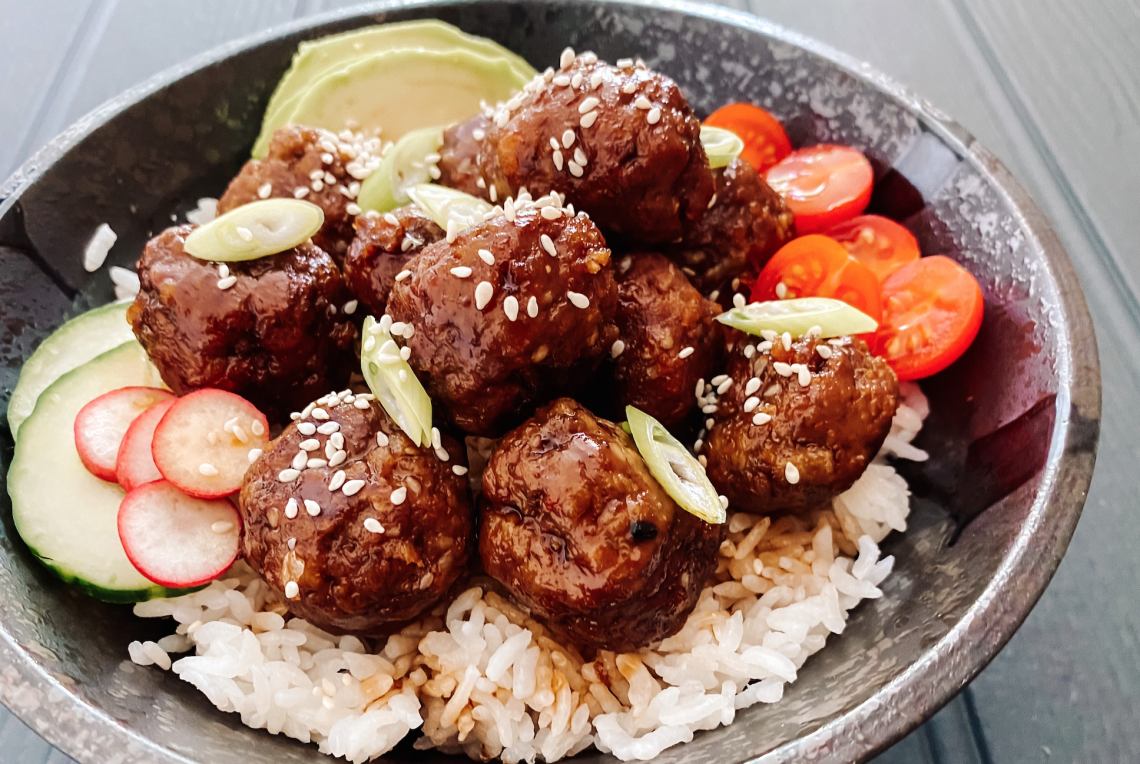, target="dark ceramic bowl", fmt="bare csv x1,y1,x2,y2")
0,1,1100,762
